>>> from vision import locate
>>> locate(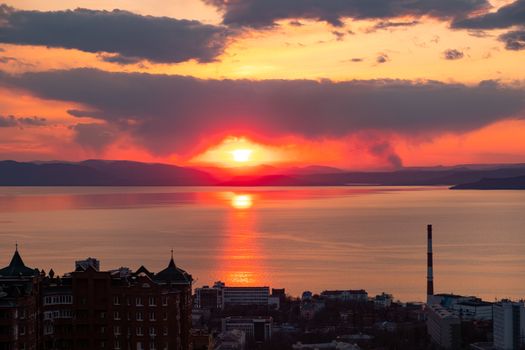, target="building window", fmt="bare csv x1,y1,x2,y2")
162,297,168,306
100,326,106,334
136,327,143,336
163,311,167,320
136,297,143,306
150,342,156,350
19,325,26,335
100,311,106,319
149,296,156,306
114,340,121,350
149,327,156,336
113,296,121,305
163,327,168,336
19,308,26,319
114,311,120,320
149,311,156,321
44,324,53,335
136,342,143,350
114,326,121,335
44,295,73,305
136,311,143,321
